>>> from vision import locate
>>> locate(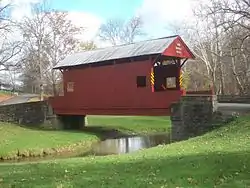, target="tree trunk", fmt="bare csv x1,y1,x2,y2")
51,69,57,96
231,48,244,94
